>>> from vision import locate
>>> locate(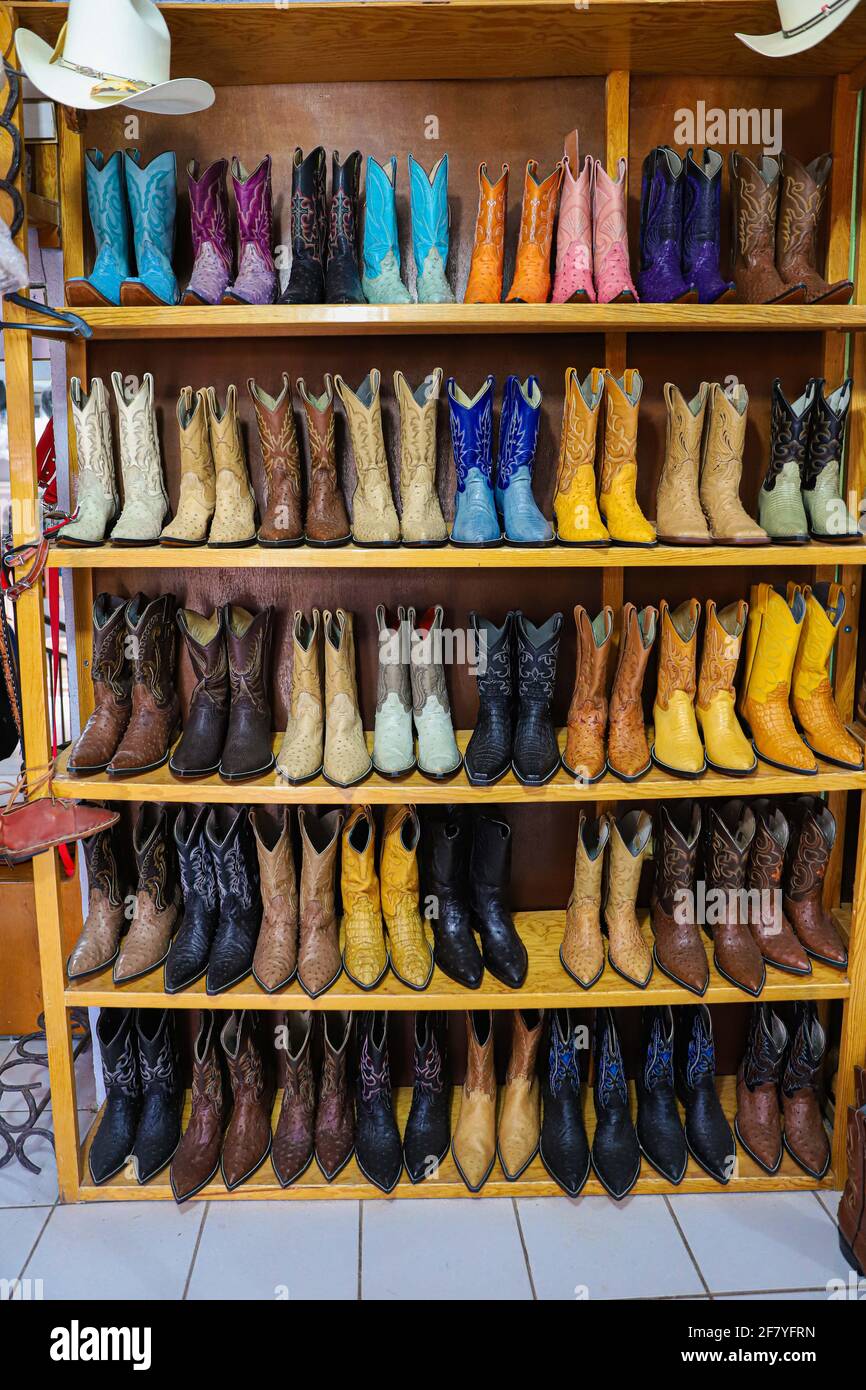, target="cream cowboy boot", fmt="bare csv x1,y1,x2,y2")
206,384,257,547
277,609,325,784
109,372,169,544
334,370,400,545
59,376,118,546
160,387,216,546
394,367,448,546
323,608,372,787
